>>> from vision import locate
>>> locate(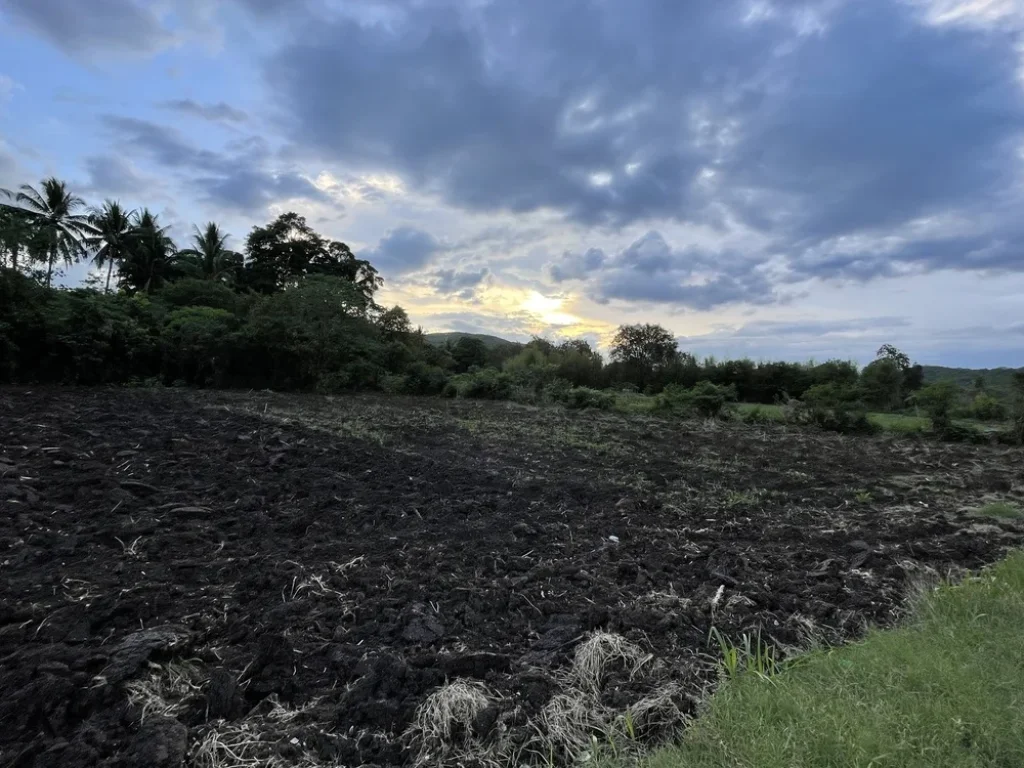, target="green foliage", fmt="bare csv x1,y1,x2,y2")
860,357,904,410
1013,372,1024,445
173,222,243,283
161,306,237,386
913,380,960,433
708,627,779,680
967,392,1007,421
974,501,1022,519
564,386,615,410
156,278,240,312
658,381,736,418
800,382,863,409
242,276,380,390
451,336,489,372
648,552,1024,768
443,368,514,400
240,212,380,298
737,405,779,425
